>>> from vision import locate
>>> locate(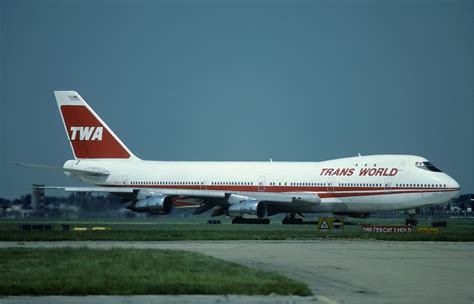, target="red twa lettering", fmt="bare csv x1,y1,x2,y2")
322,167,359,176
360,167,398,176
359,168,370,176
368,168,377,176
